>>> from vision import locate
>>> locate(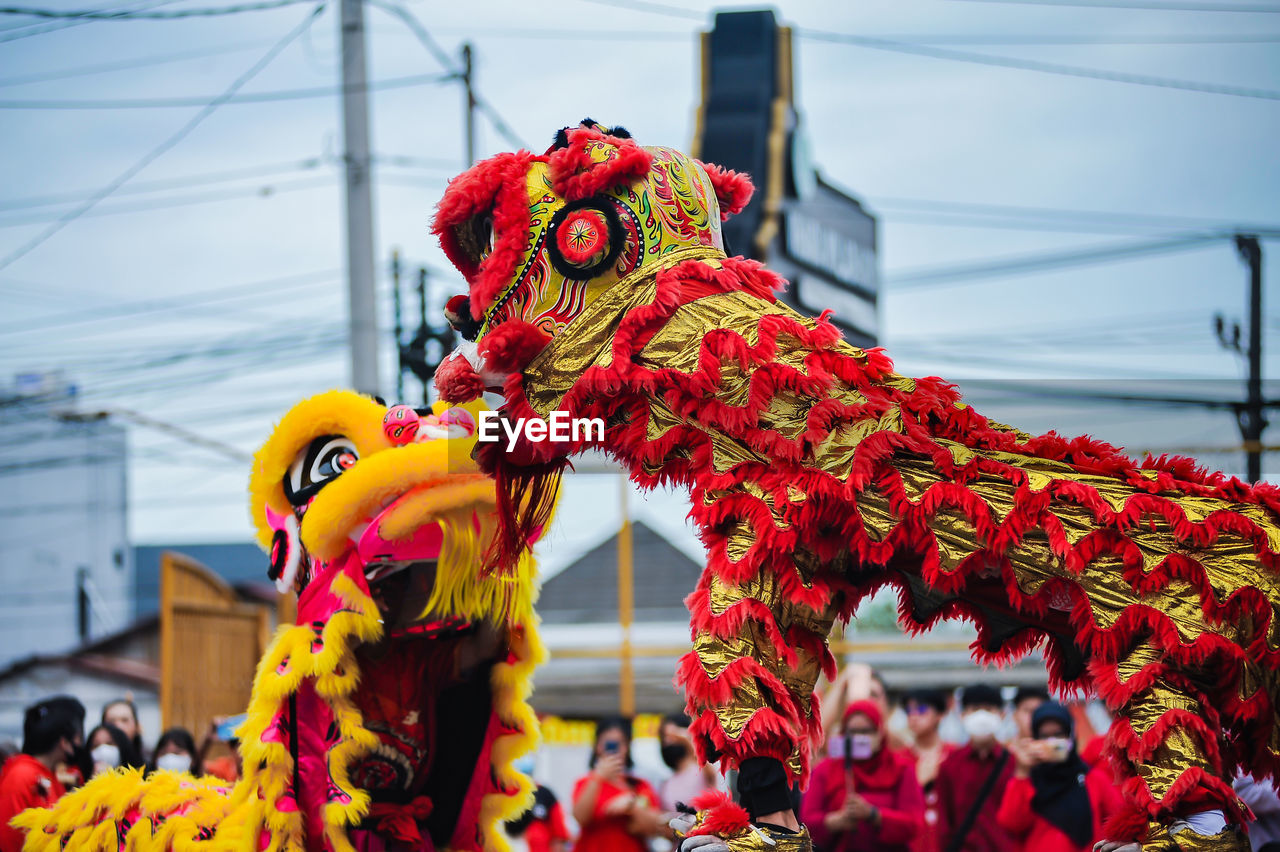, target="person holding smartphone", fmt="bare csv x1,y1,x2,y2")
572,717,666,852
801,700,925,852
997,701,1123,852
